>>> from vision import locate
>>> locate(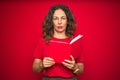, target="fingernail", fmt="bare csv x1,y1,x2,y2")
51,58,54,60
64,59,67,61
